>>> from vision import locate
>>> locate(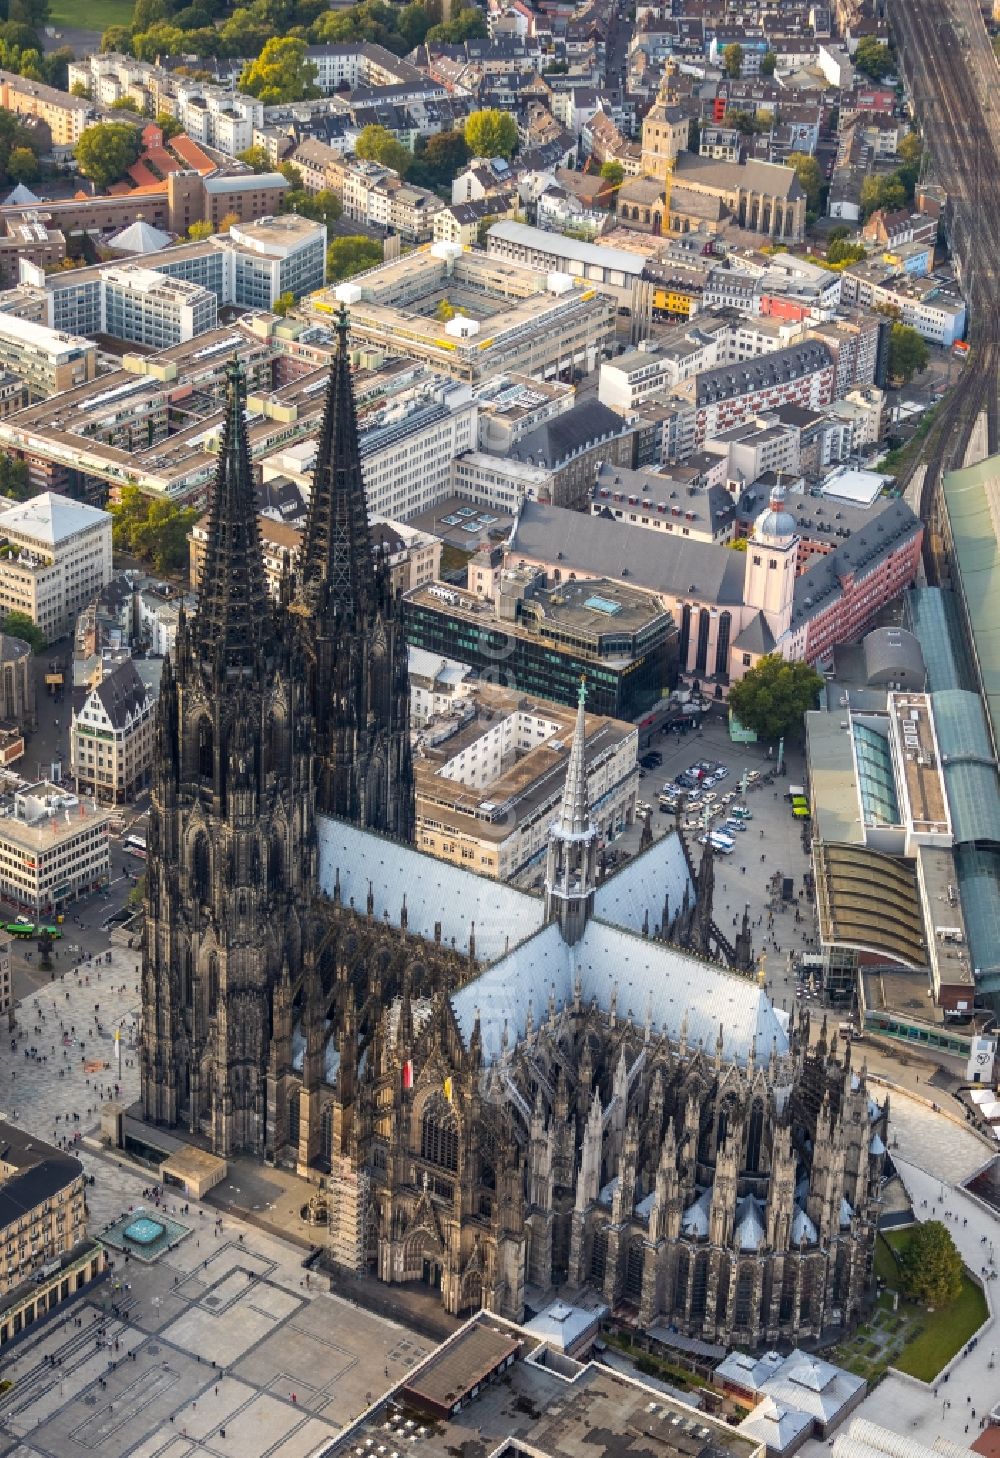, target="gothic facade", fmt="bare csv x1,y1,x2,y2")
141,326,884,1347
